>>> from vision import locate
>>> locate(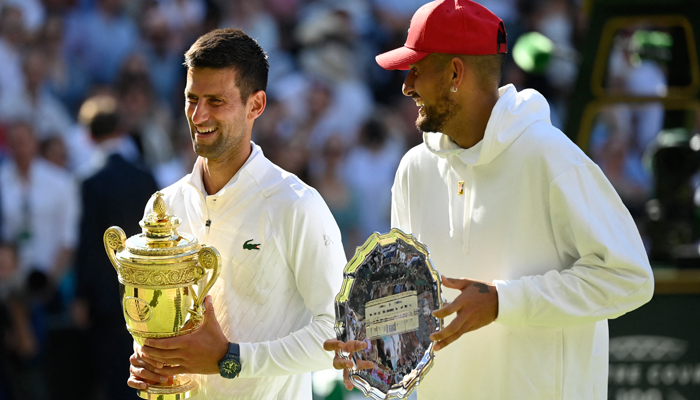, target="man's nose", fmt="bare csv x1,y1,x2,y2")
402,71,415,97
191,103,209,124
